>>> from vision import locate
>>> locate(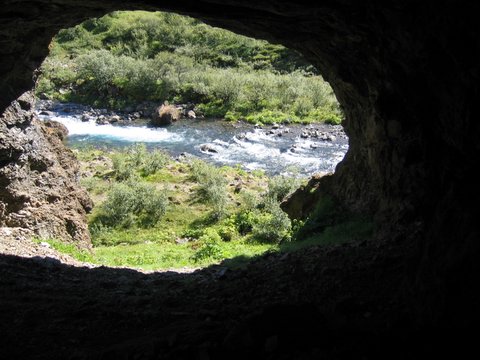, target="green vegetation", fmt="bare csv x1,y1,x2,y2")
290,195,374,249
37,11,342,124
67,145,300,269
34,238,95,263
92,180,168,229
190,159,229,219
42,146,372,271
